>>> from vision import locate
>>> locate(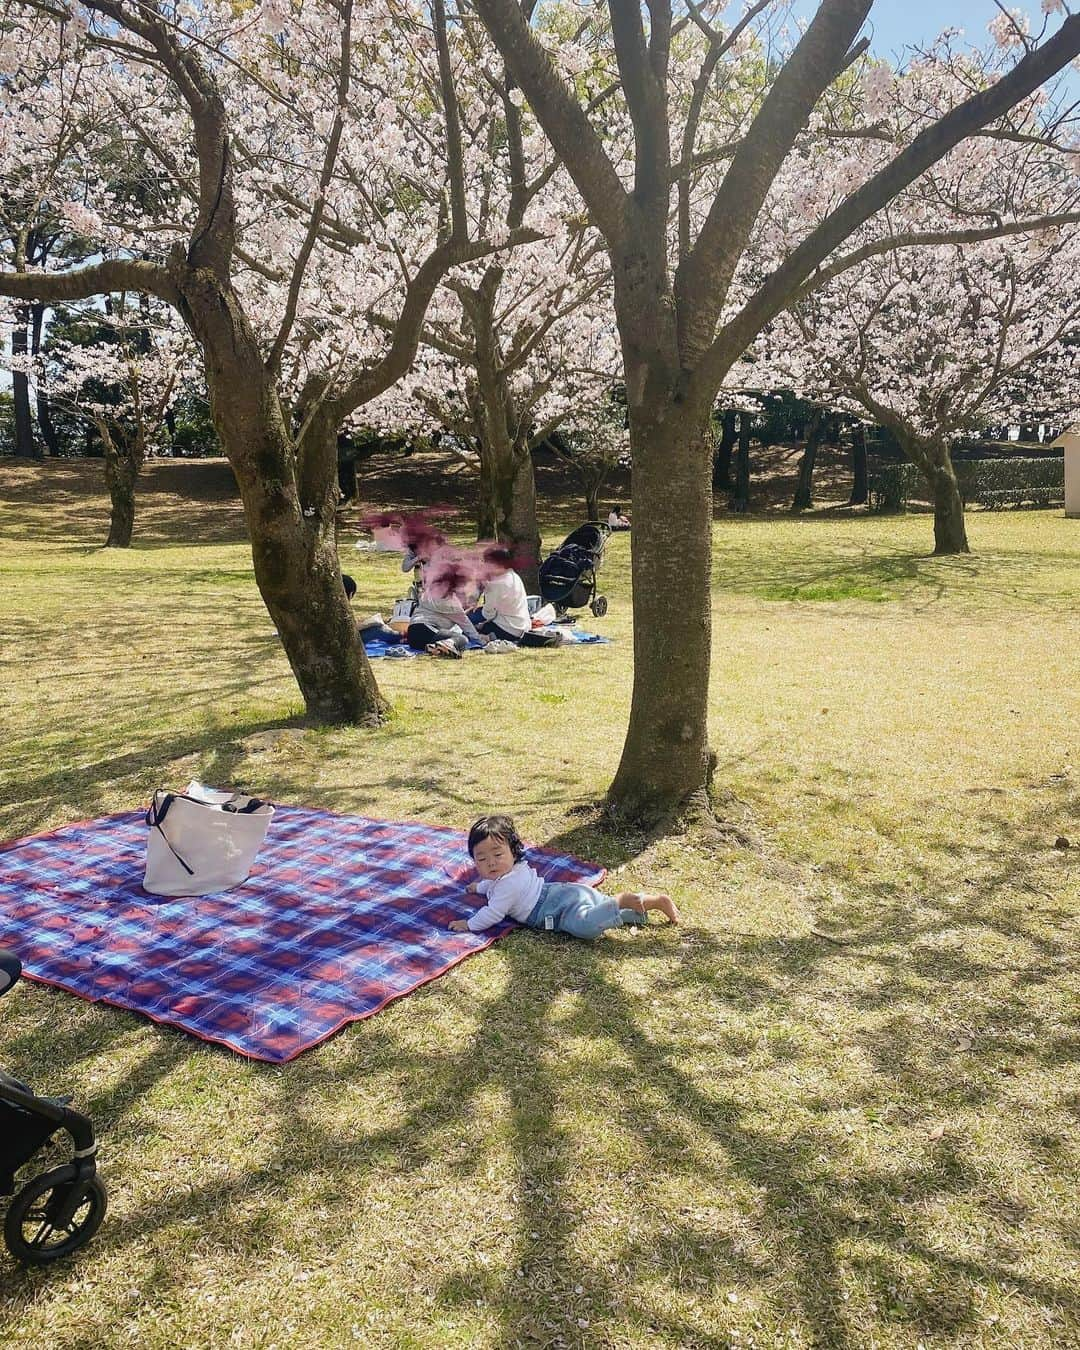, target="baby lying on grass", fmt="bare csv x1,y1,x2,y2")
448,814,679,938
